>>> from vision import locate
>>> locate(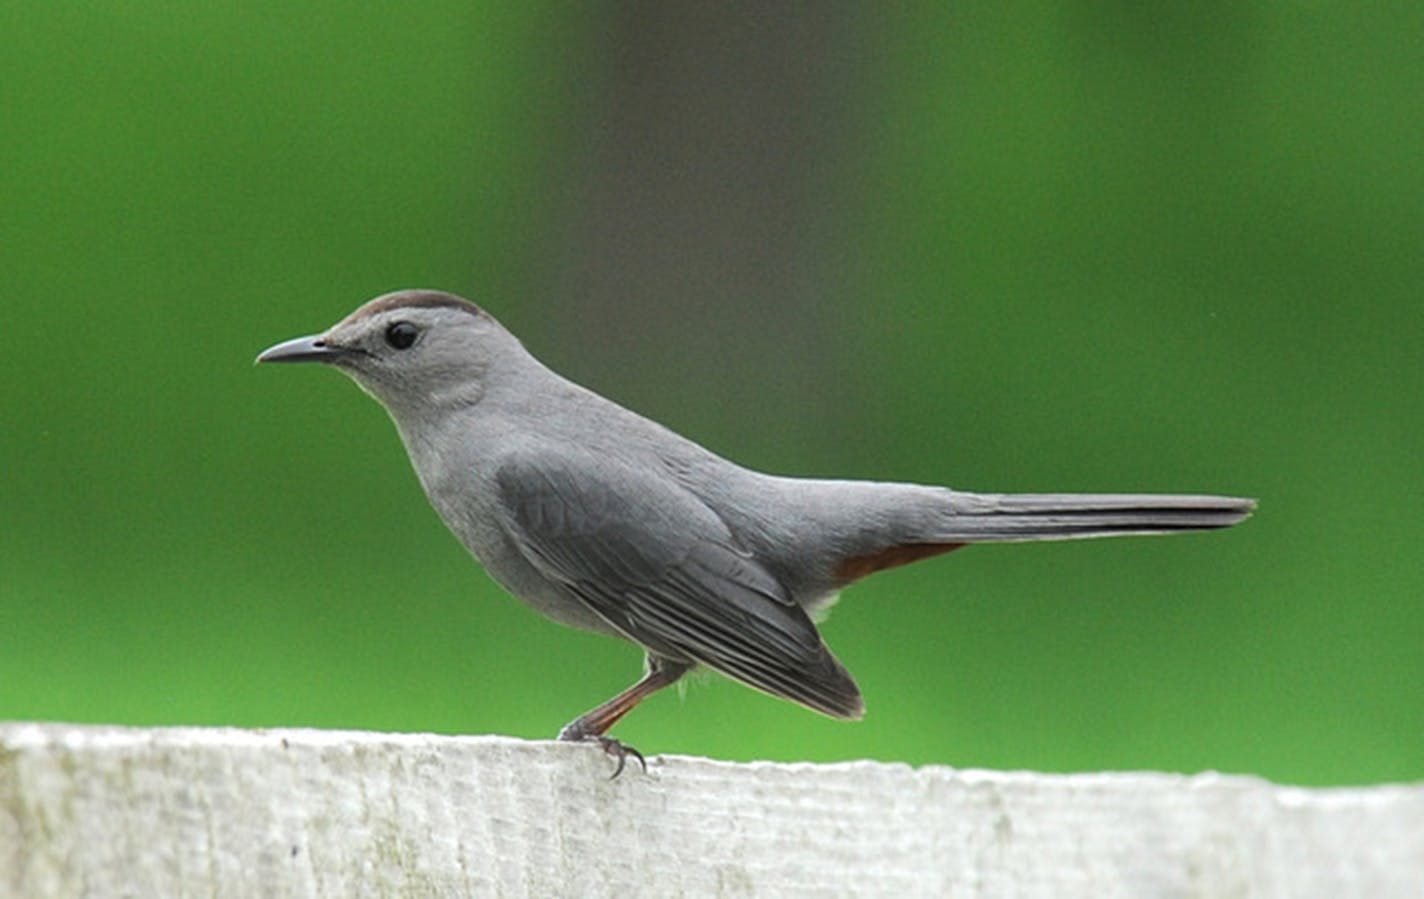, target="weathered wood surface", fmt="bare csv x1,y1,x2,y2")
2,723,1420,897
